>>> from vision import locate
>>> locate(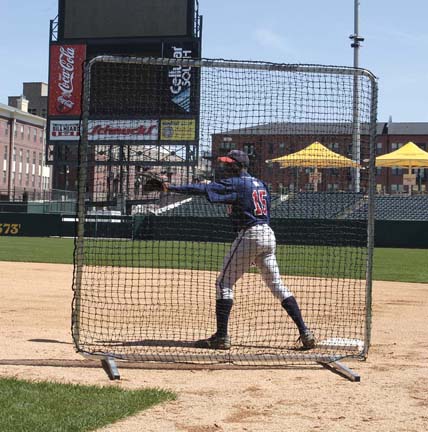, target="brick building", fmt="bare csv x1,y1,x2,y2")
8,82,48,119
0,102,51,200
211,122,428,194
